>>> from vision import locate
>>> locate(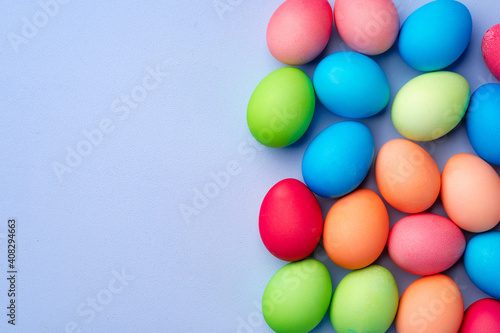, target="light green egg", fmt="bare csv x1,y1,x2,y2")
262,259,332,333
392,71,470,141
330,265,399,333
247,67,315,148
